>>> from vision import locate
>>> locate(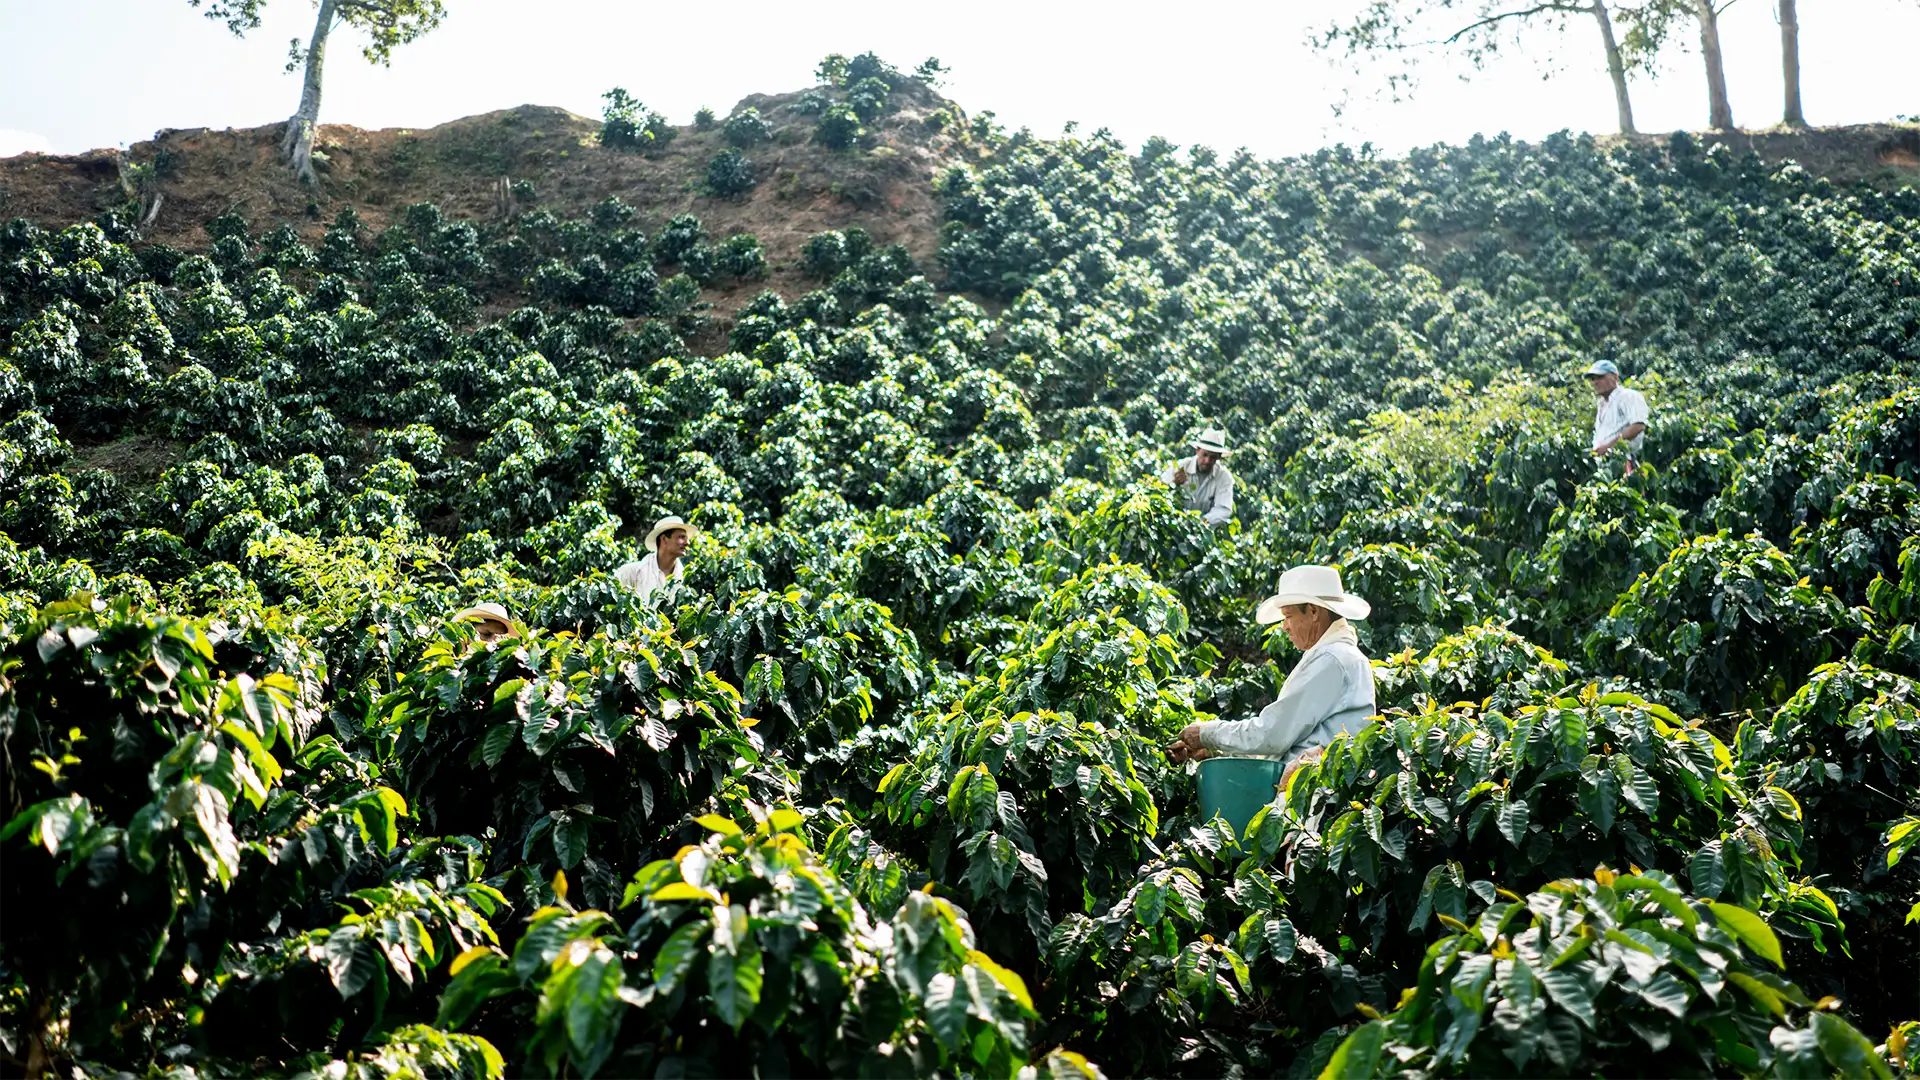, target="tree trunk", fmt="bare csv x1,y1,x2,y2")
1693,0,1735,129
1590,0,1637,134
283,0,338,187
1779,0,1805,125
